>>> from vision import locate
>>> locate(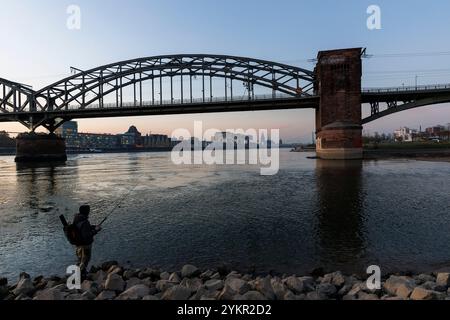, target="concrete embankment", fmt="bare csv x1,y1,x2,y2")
2,263,450,300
